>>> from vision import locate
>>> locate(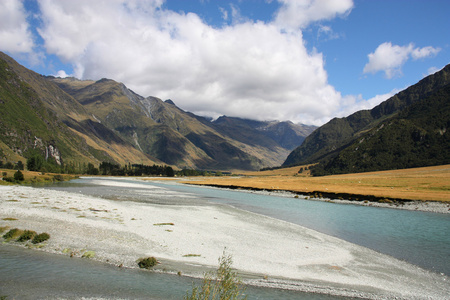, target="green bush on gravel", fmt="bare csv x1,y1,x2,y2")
31,232,50,244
